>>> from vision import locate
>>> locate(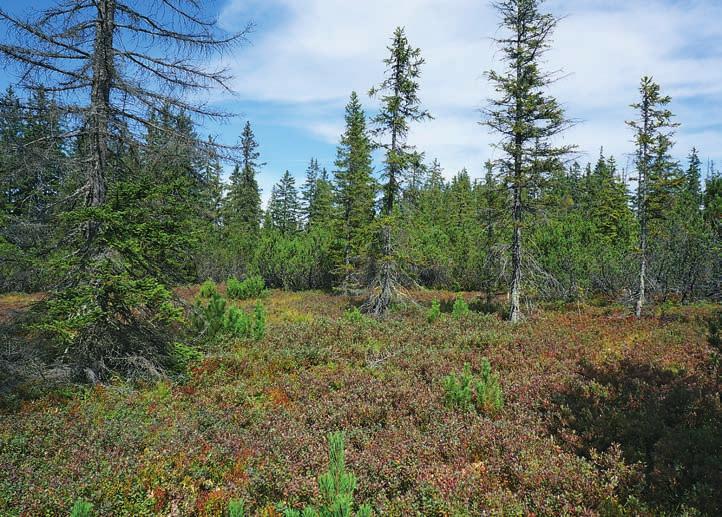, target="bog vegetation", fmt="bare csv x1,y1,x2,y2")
0,0,720,515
